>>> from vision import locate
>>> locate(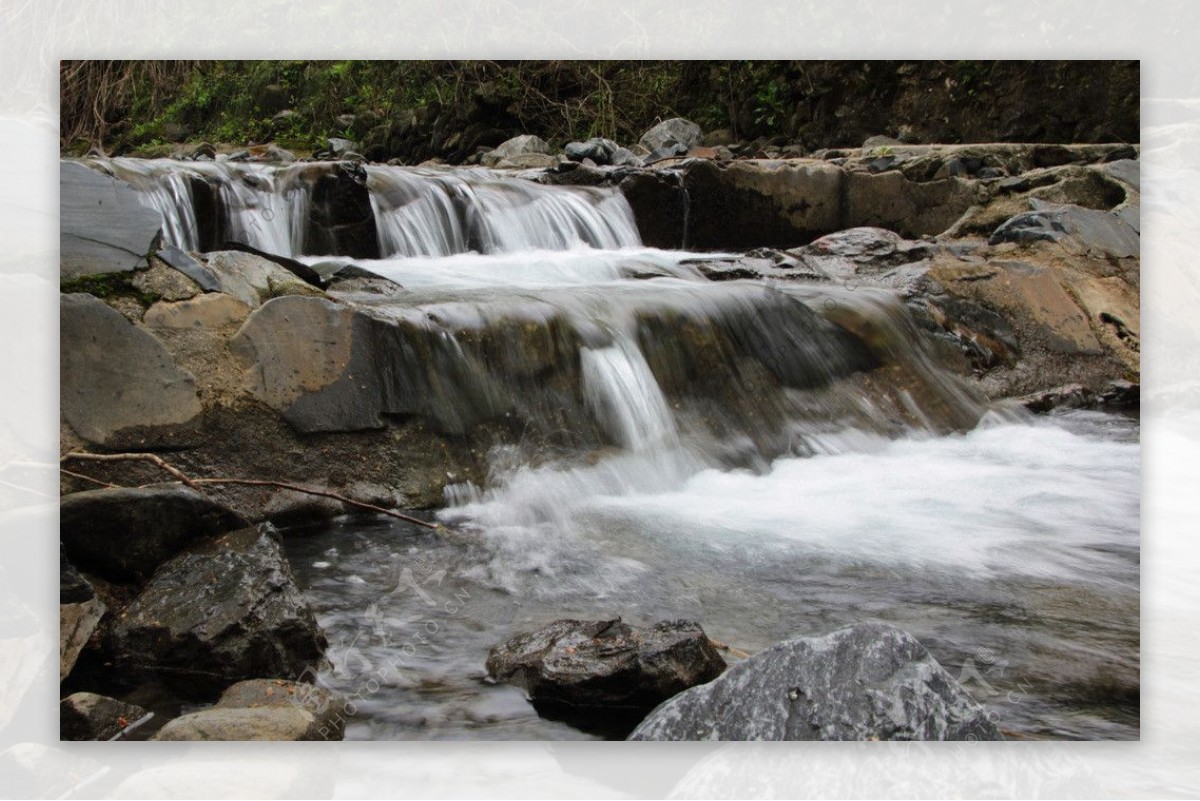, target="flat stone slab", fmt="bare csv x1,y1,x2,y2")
61,161,162,278
144,293,251,330
60,293,202,448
